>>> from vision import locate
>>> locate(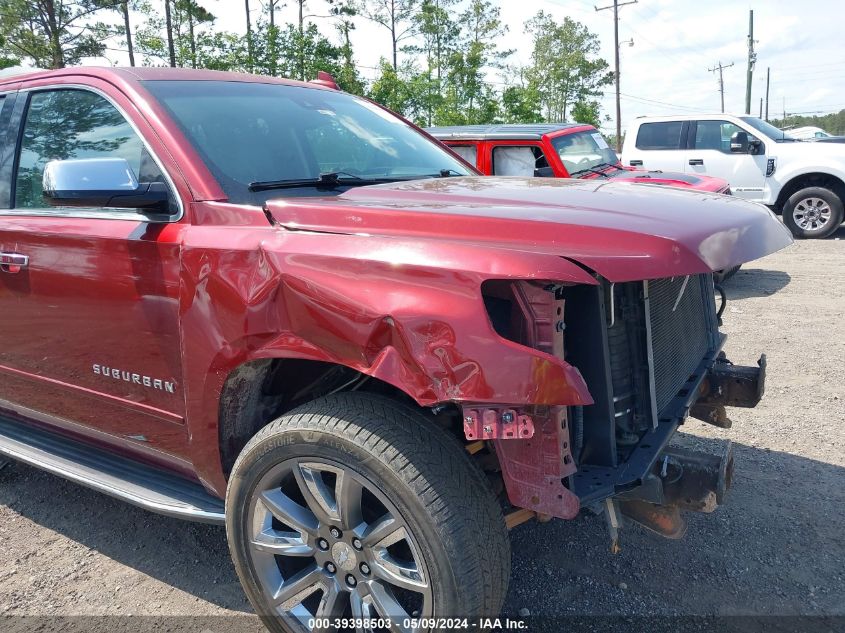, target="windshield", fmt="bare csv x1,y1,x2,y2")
739,116,797,142
143,80,473,204
550,129,620,175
